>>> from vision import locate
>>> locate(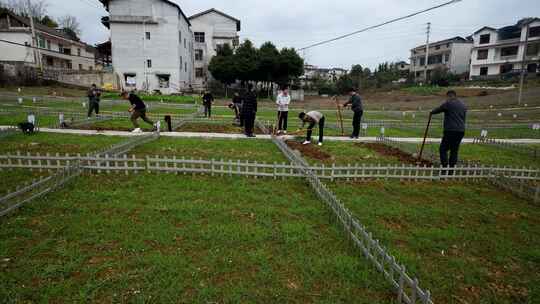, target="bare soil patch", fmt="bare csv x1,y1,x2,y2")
286,140,333,161
355,143,433,166
176,123,265,134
